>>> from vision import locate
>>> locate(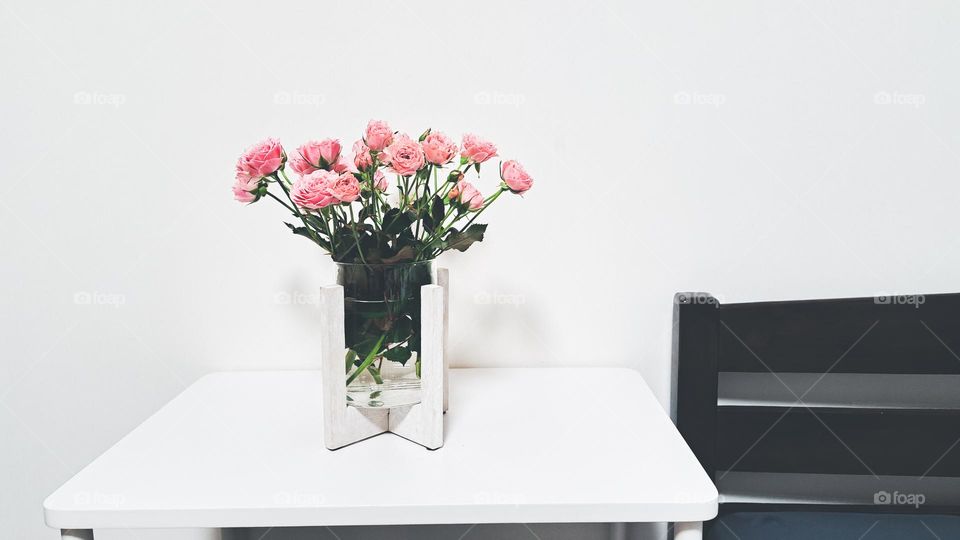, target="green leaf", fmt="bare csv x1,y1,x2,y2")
445,223,488,252
345,349,358,374
349,335,384,363
381,245,415,264
382,208,416,235
345,334,386,386
284,222,329,250
431,195,445,226
332,228,367,262
383,345,412,365
385,315,414,345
